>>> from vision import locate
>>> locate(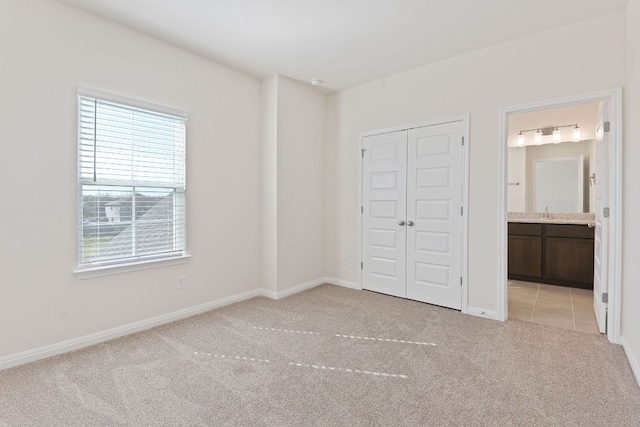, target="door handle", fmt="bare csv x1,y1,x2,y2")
407,221,414,226
398,220,405,226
